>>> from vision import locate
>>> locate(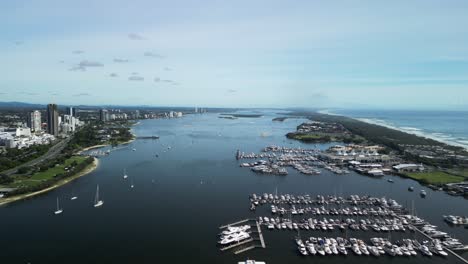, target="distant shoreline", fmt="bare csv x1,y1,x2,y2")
0,124,138,206
317,109,468,151
0,158,99,206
